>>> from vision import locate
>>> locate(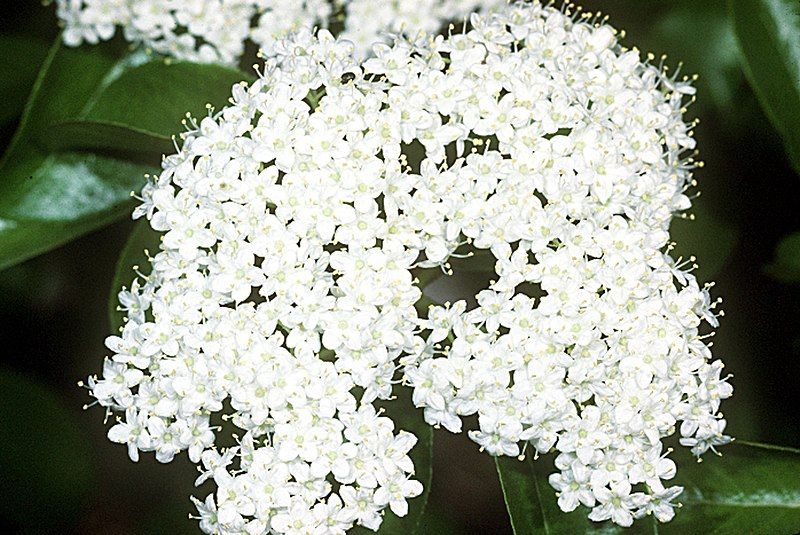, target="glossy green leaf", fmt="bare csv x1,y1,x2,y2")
729,0,800,174
82,60,252,137
765,231,800,282
0,154,154,271
670,198,737,282
0,38,126,166
43,119,173,155
0,39,157,269
0,366,94,530
350,384,434,535
497,441,800,534
664,441,800,534
108,219,161,331
0,35,251,271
